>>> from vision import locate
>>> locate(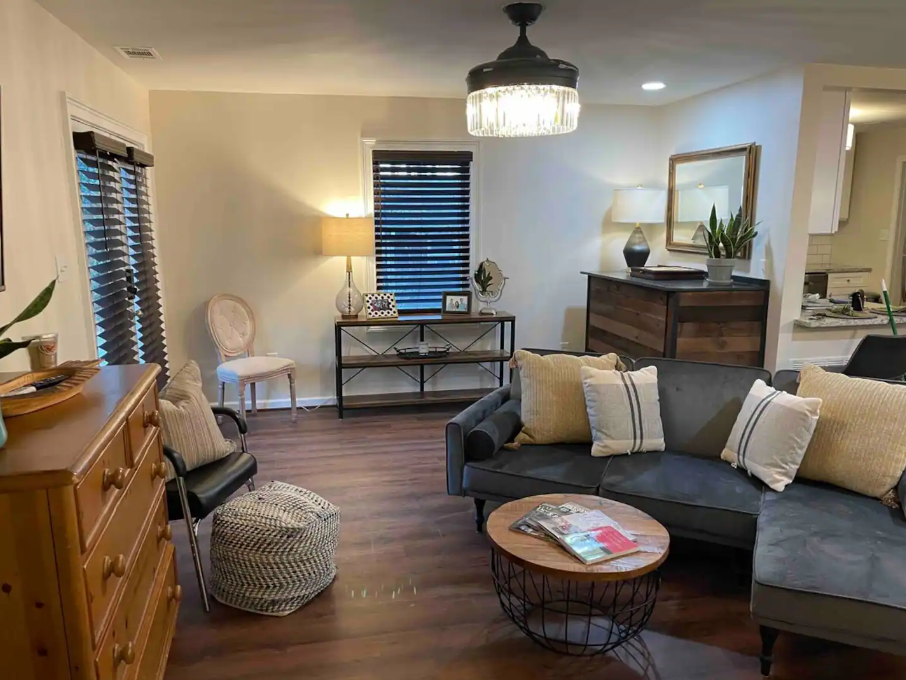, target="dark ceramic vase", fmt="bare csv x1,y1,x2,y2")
623,226,650,268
